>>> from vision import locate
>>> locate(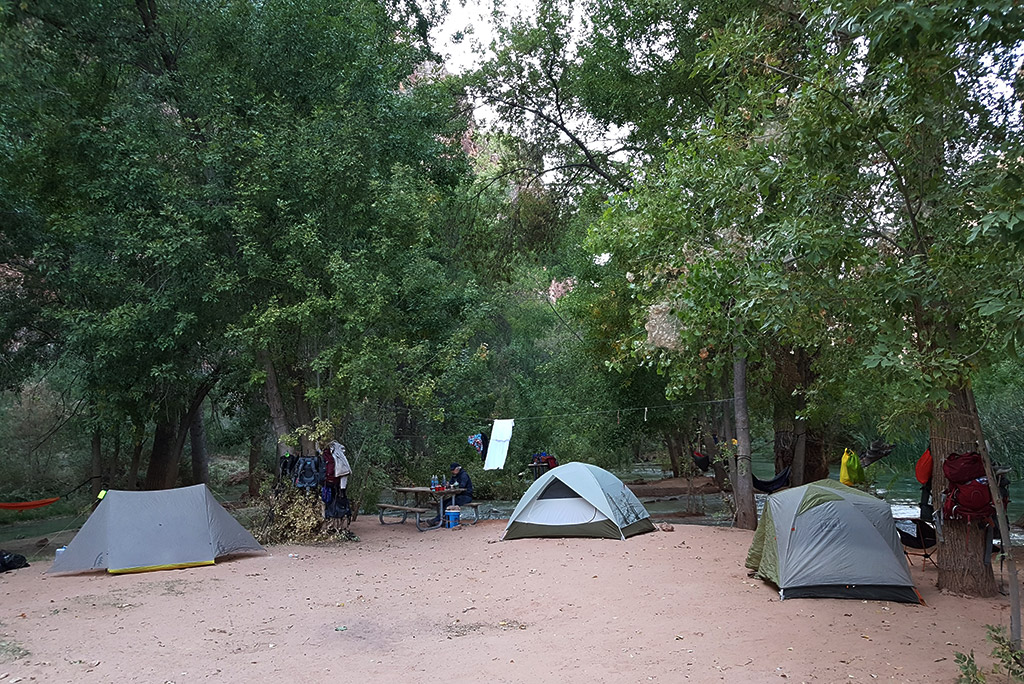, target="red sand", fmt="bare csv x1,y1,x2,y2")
0,519,1016,683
